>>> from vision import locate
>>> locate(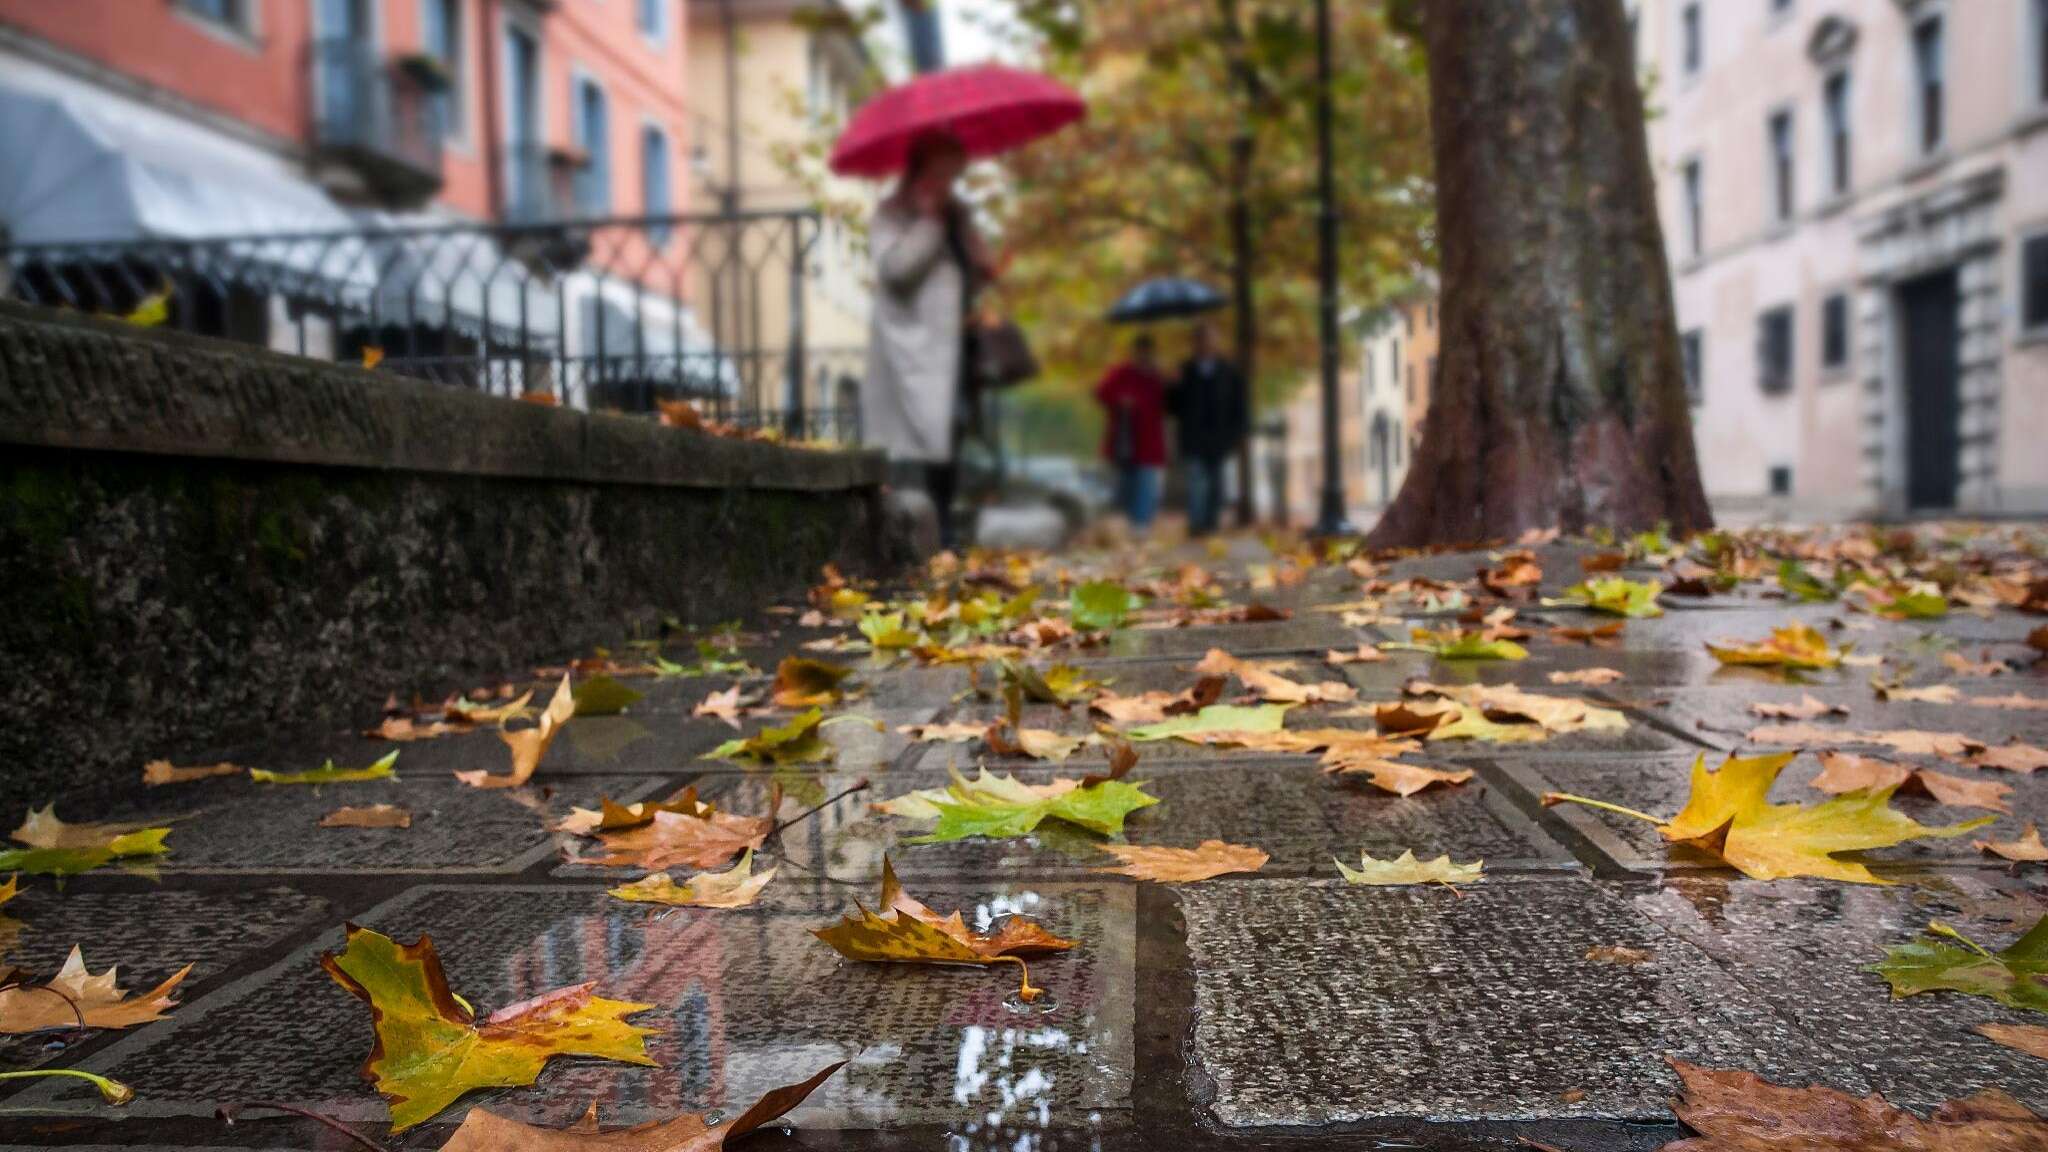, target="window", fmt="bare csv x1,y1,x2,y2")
180,0,250,31
1821,294,1849,369
1823,71,1851,196
2023,234,2048,332
1406,364,1415,403
643,126,672,242
1914,16,1945,154
1681,329,1704,405
1681,4,1702,75
574,78,611,214
1770,0,1793,15
1768,109,1795,223
1681,159,1704,258
636,0,667,43
2036,0,2048,106
1757,306,1794,395
420,0,464,140
1769,466,1793,496
505,25,542,219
